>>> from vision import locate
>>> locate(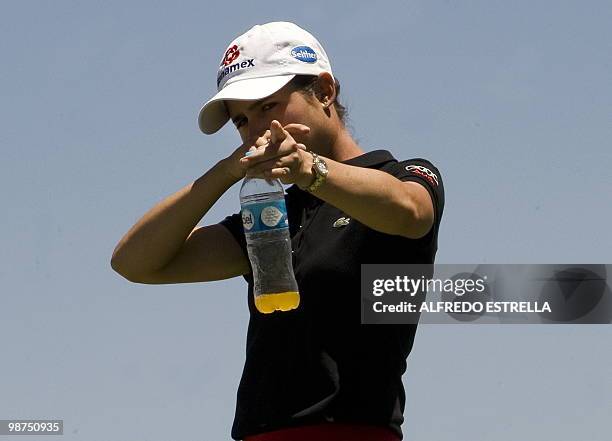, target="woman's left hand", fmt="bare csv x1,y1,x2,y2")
240,120,314,188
